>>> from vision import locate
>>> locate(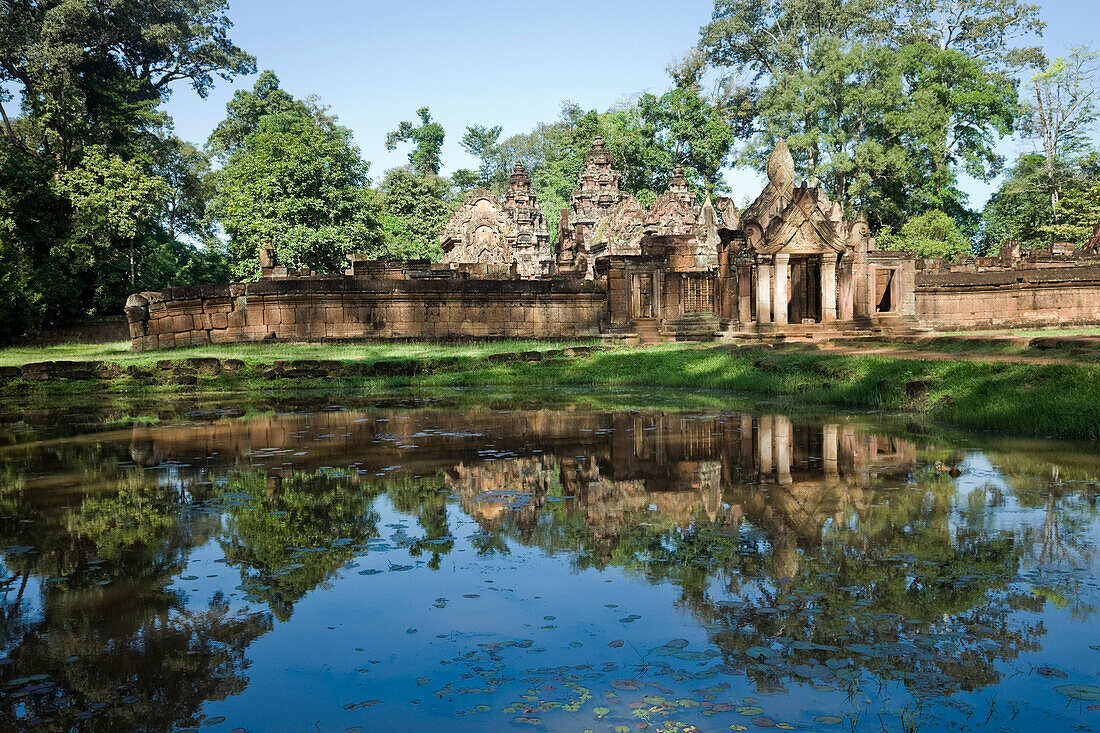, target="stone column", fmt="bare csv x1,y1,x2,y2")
821,253,838,322
823,423,839,475
773,254,789,325
775,414,792,484
738,265,753,325
756,262,772,324
758,415,773,475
